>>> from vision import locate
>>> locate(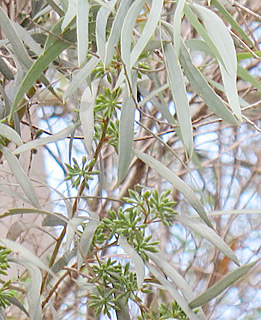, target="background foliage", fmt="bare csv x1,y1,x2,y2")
0,0,260,319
